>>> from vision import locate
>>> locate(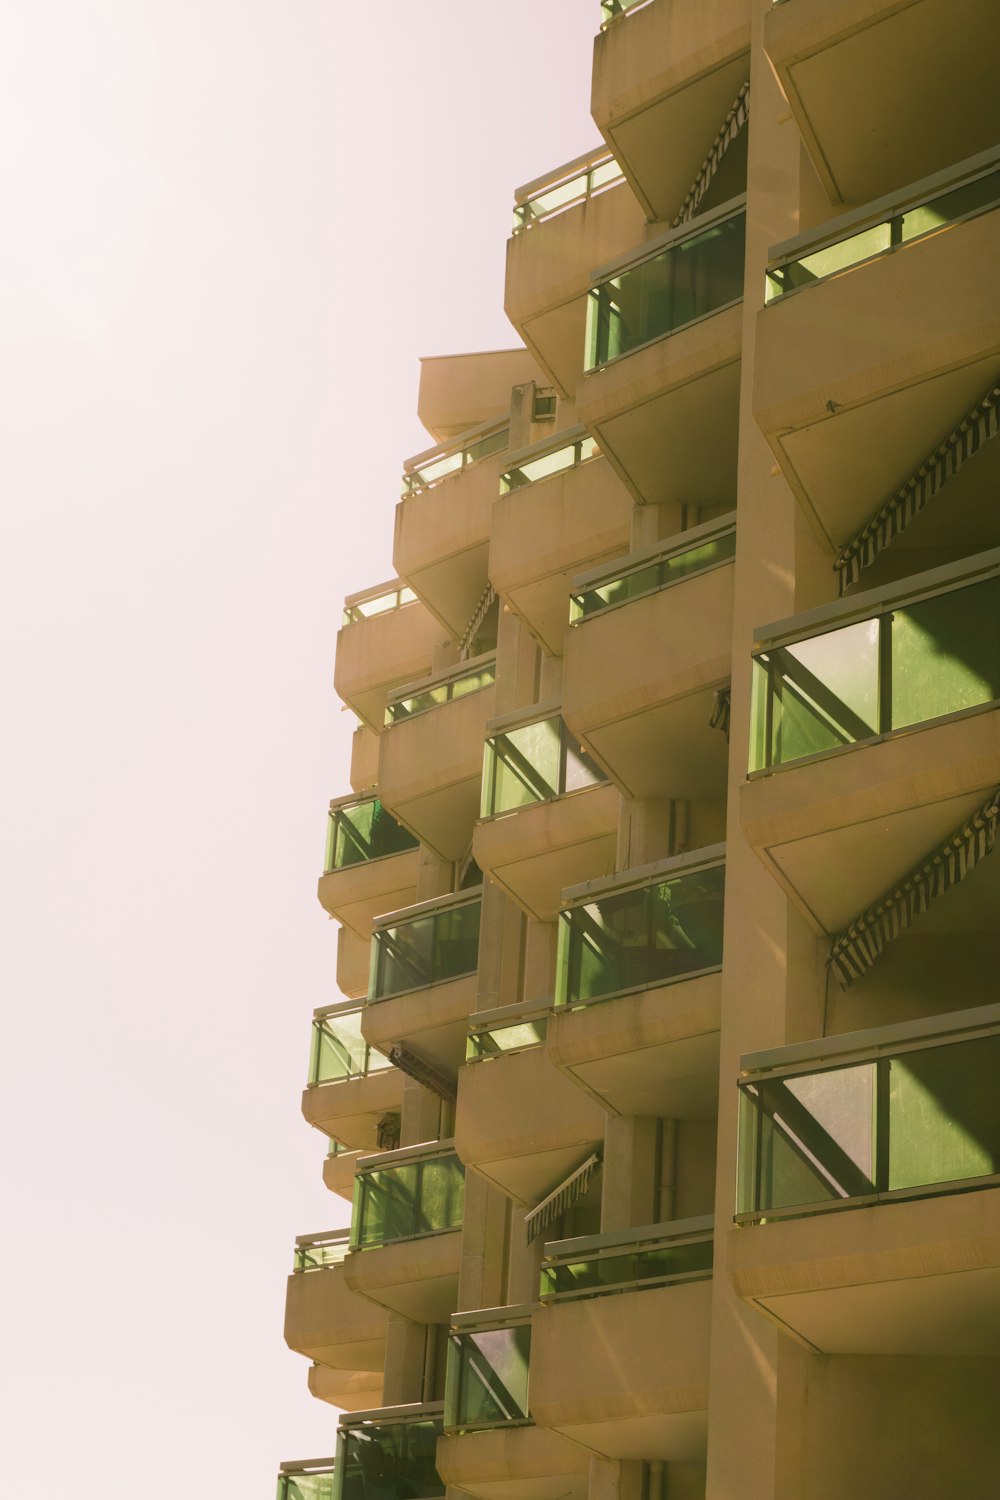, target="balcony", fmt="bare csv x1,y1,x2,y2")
474,707,618,921
277,1459,336,1500
333,1405,445,1500
547,851,724,1118
562,517,736,800
394,425,508,639
317,795,421,938
308,1364,384,1412
335,581,444,732
283,1231,388,1375
490,438,633,655
362,890,481,1078
301,1003,403,1154
505,150,646,397
742,553,1000,937
763,0,997,207
575,205,745,505
456,1032,606,1206
754,151,1000,572
418,350,539,442
343,1145,464,1321
529,1218,713,1458
592,0,750,222
324,1143,362,1203
729,1007,1000,1354
445,1306,533,1433
338,926,371,1001
379,657,497,862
